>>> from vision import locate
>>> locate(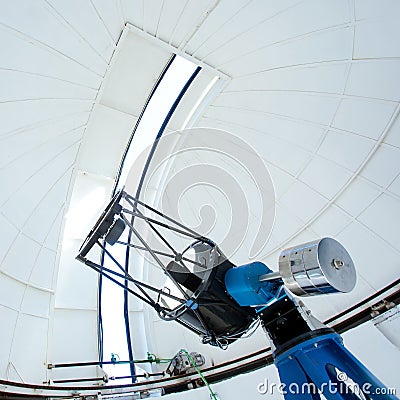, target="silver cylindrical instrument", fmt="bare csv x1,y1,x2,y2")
279,237,356,296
